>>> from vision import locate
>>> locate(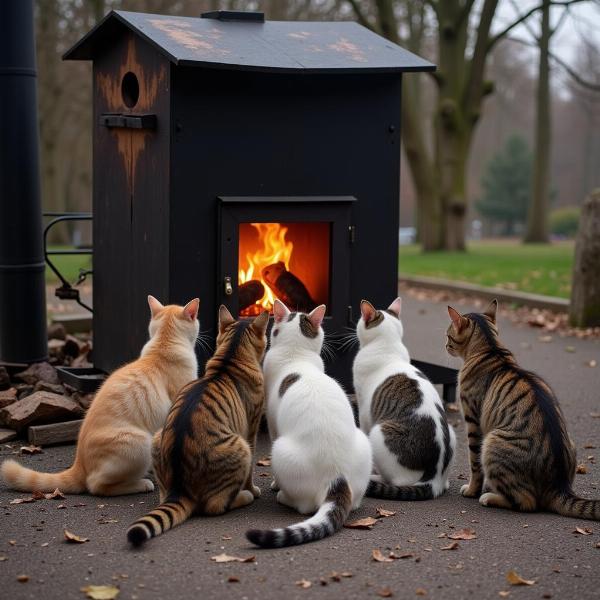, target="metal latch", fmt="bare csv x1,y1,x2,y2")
224,276,233,296
99,114,157,130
